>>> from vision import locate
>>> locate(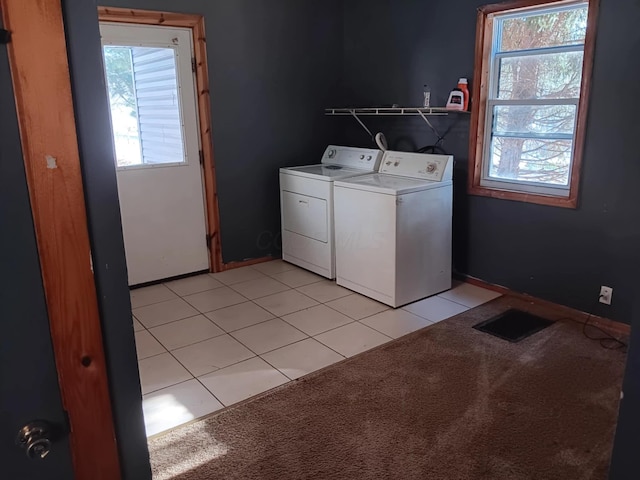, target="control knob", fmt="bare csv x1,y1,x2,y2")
426,163,437,173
